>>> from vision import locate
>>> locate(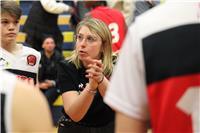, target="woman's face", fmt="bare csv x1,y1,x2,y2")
76,26,102,63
